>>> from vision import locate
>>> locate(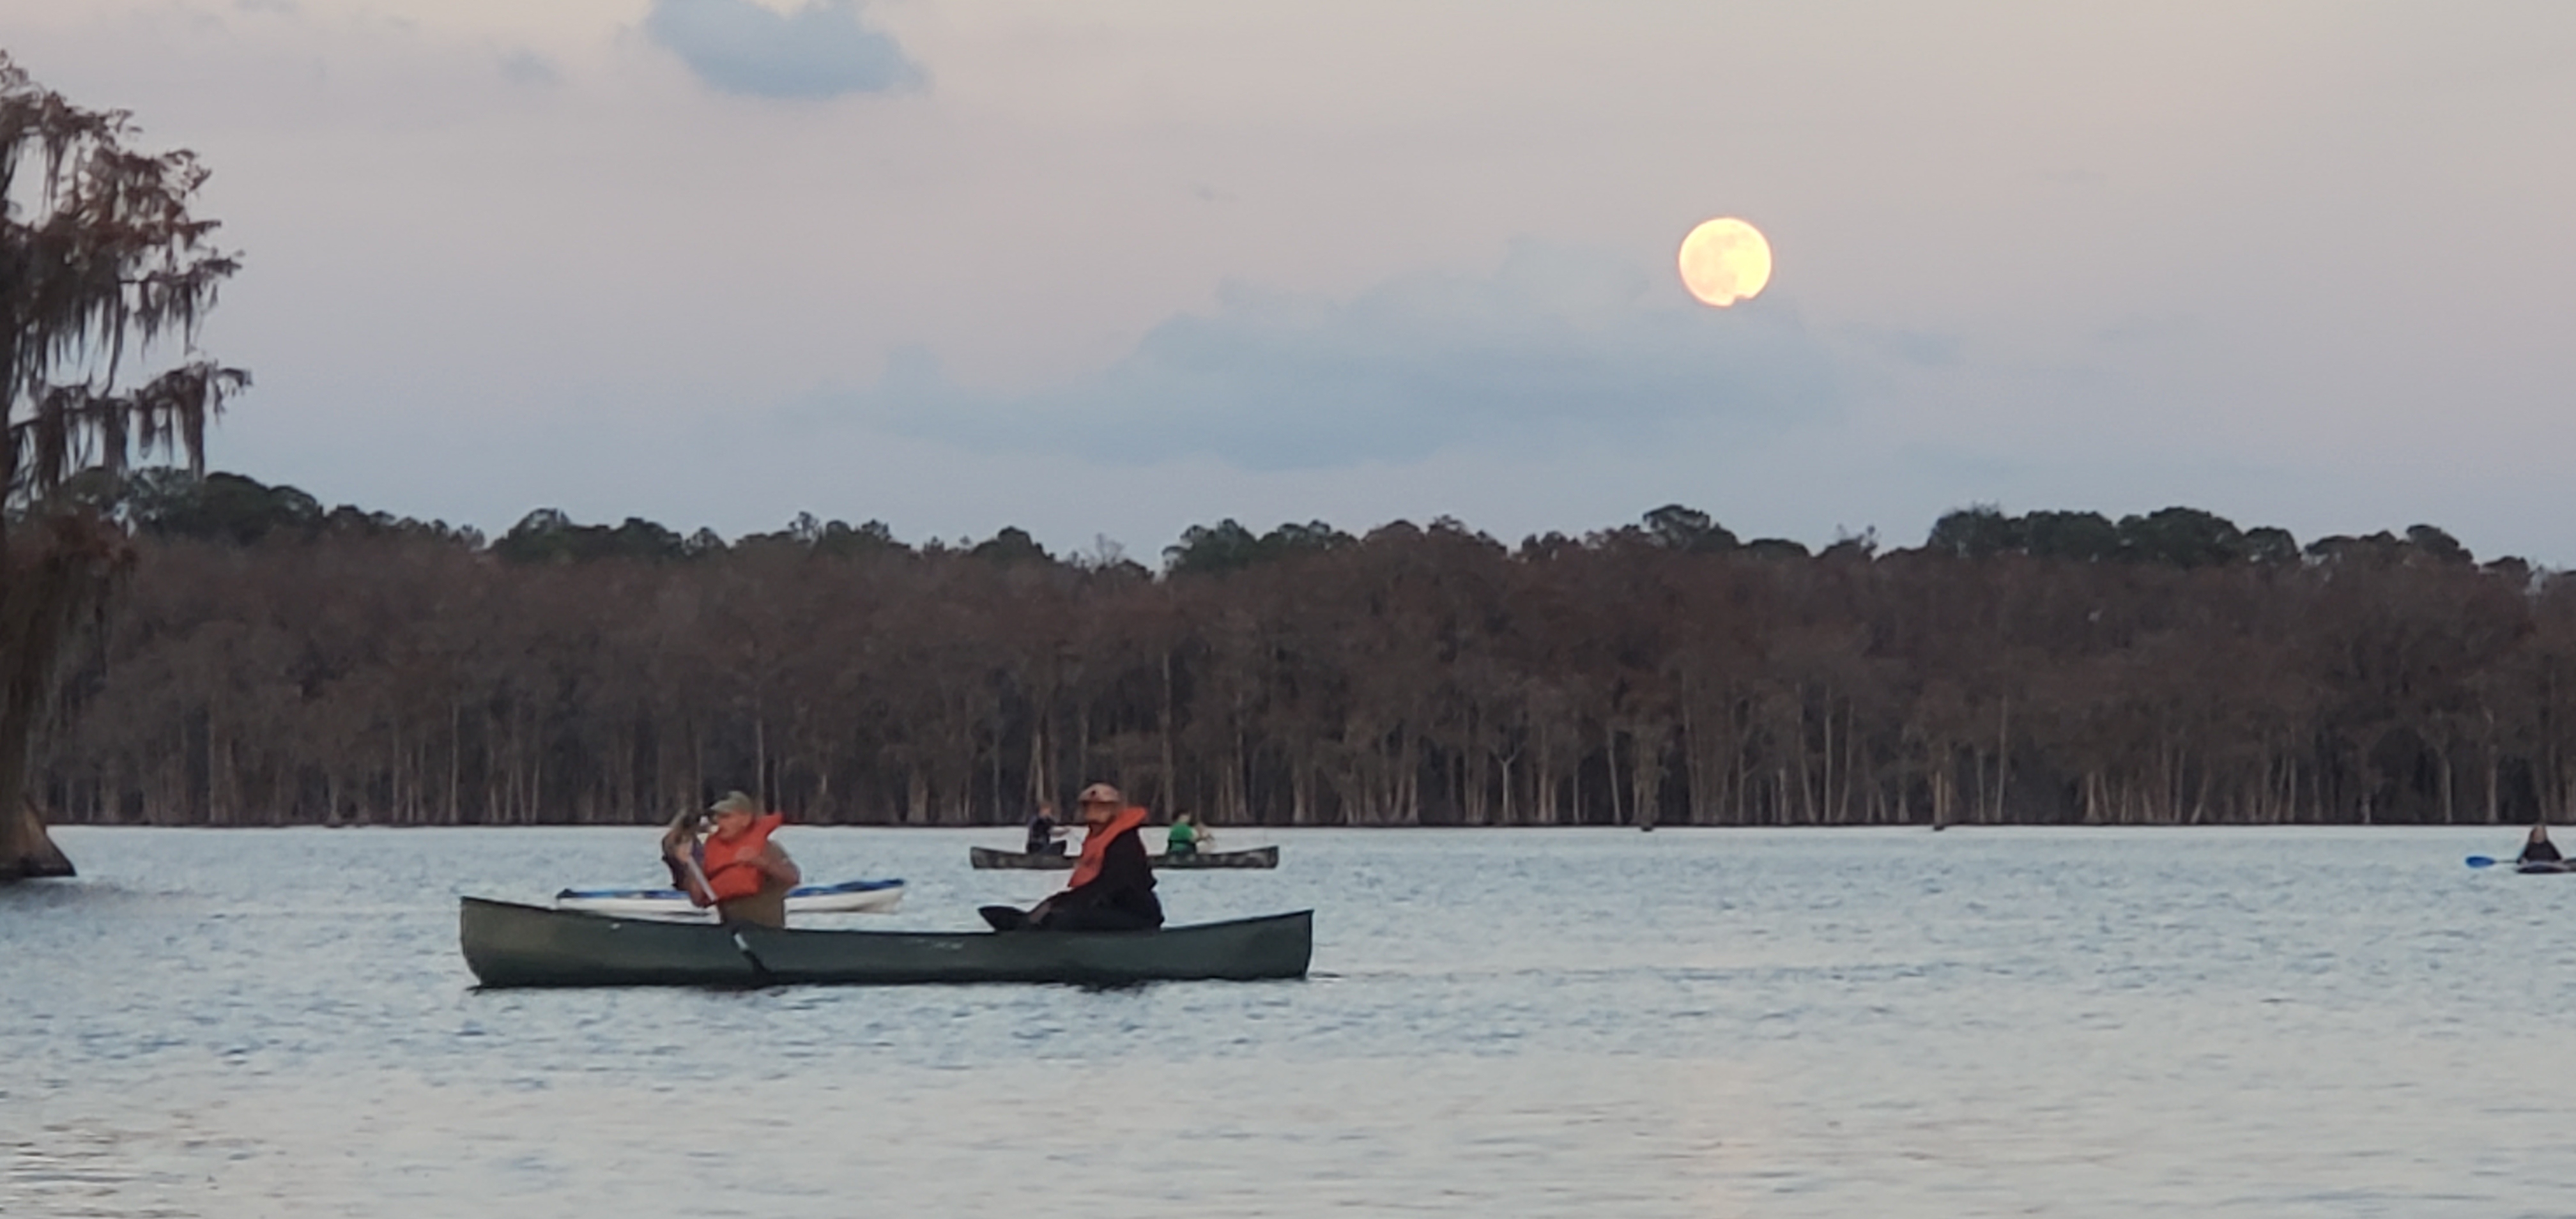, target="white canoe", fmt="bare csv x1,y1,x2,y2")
553,878,904,917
